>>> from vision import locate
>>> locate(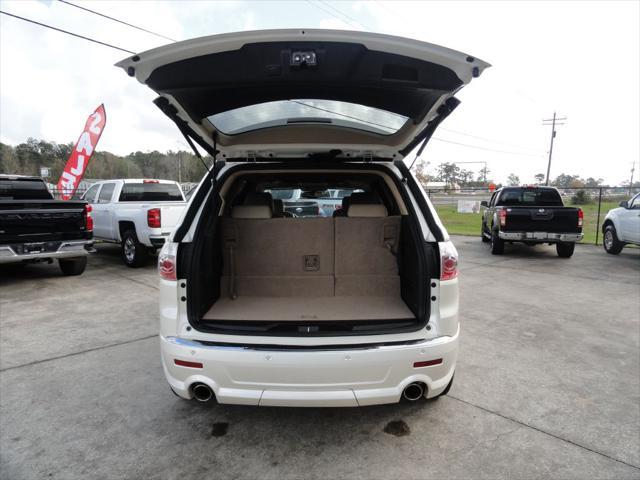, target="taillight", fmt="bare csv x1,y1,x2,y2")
499,208,507,227
84,204,93,232
158,242,177,281
578,208,583,228
147,208,161,228
440,241,458,281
